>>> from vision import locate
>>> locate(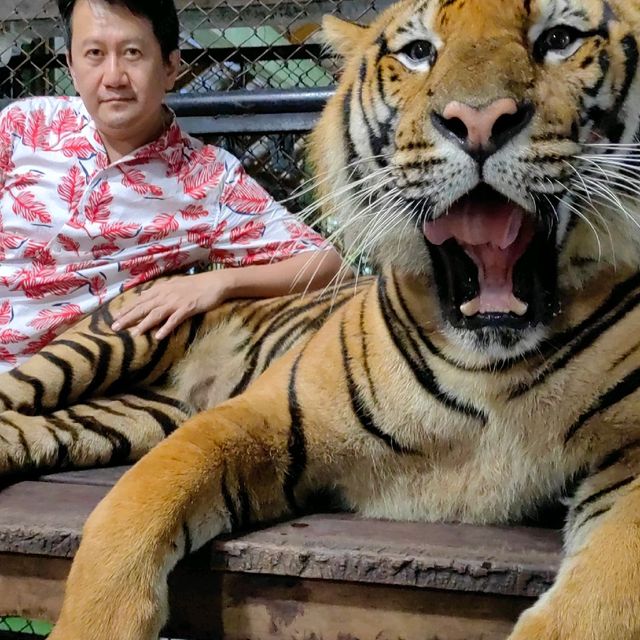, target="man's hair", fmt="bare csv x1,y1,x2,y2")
57,0,180,62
